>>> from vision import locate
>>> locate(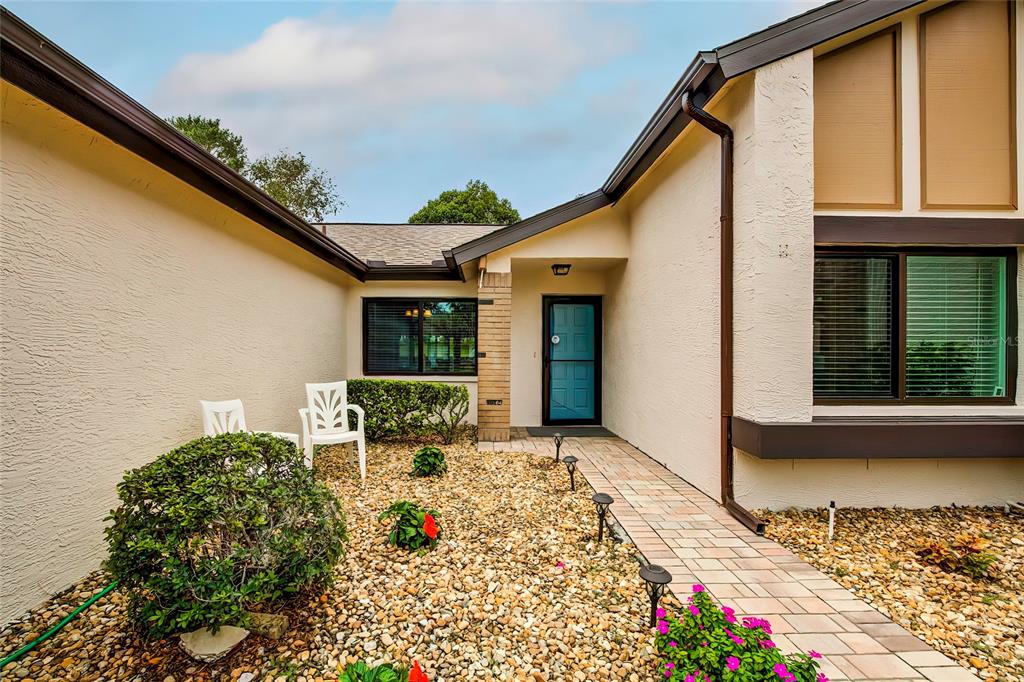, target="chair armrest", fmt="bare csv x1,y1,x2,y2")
347,404,365,434
298,408,310,441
